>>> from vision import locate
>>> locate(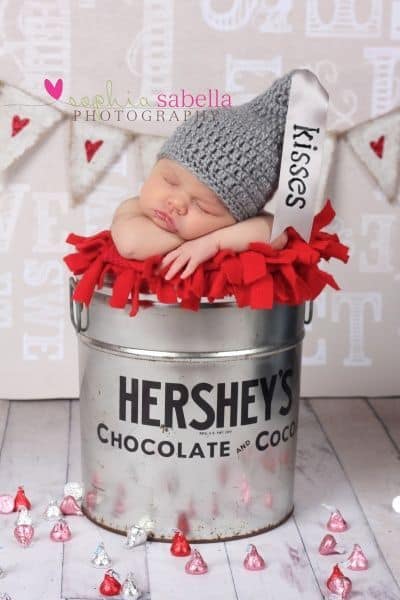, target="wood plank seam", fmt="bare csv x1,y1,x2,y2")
366,399,400,455
291,511,325,598
223,541,240,600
